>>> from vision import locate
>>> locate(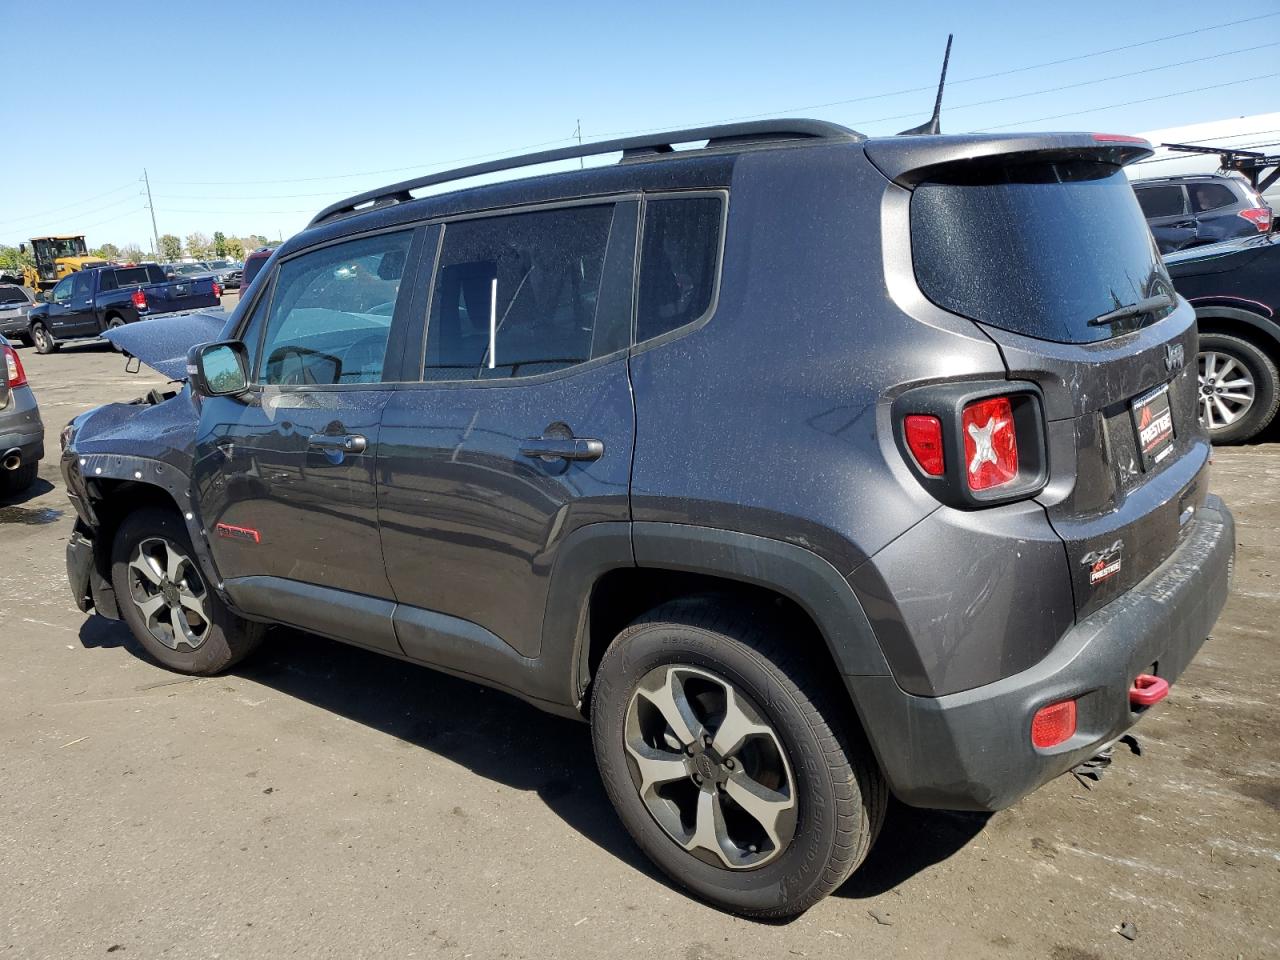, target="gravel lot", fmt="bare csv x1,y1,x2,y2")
2,318,1277,959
